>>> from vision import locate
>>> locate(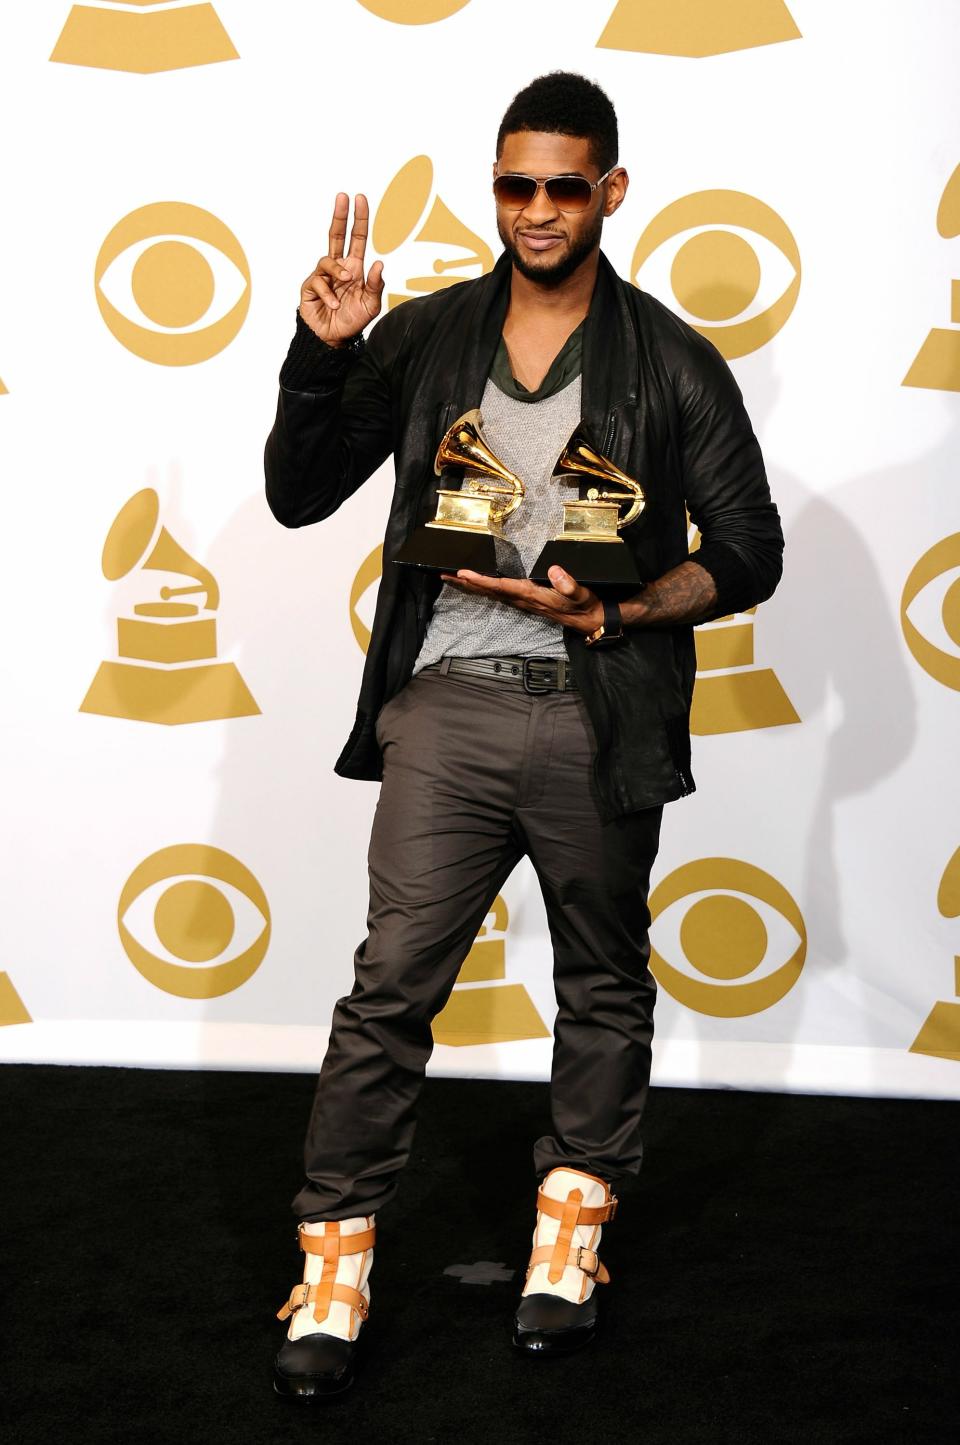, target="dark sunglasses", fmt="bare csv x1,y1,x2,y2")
492,168,615,214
